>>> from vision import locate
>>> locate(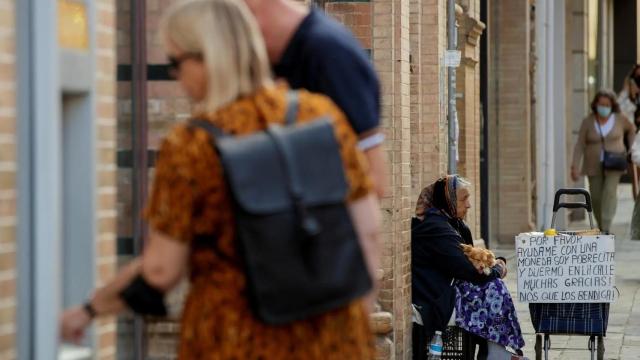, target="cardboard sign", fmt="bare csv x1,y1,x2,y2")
515,233,616,303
